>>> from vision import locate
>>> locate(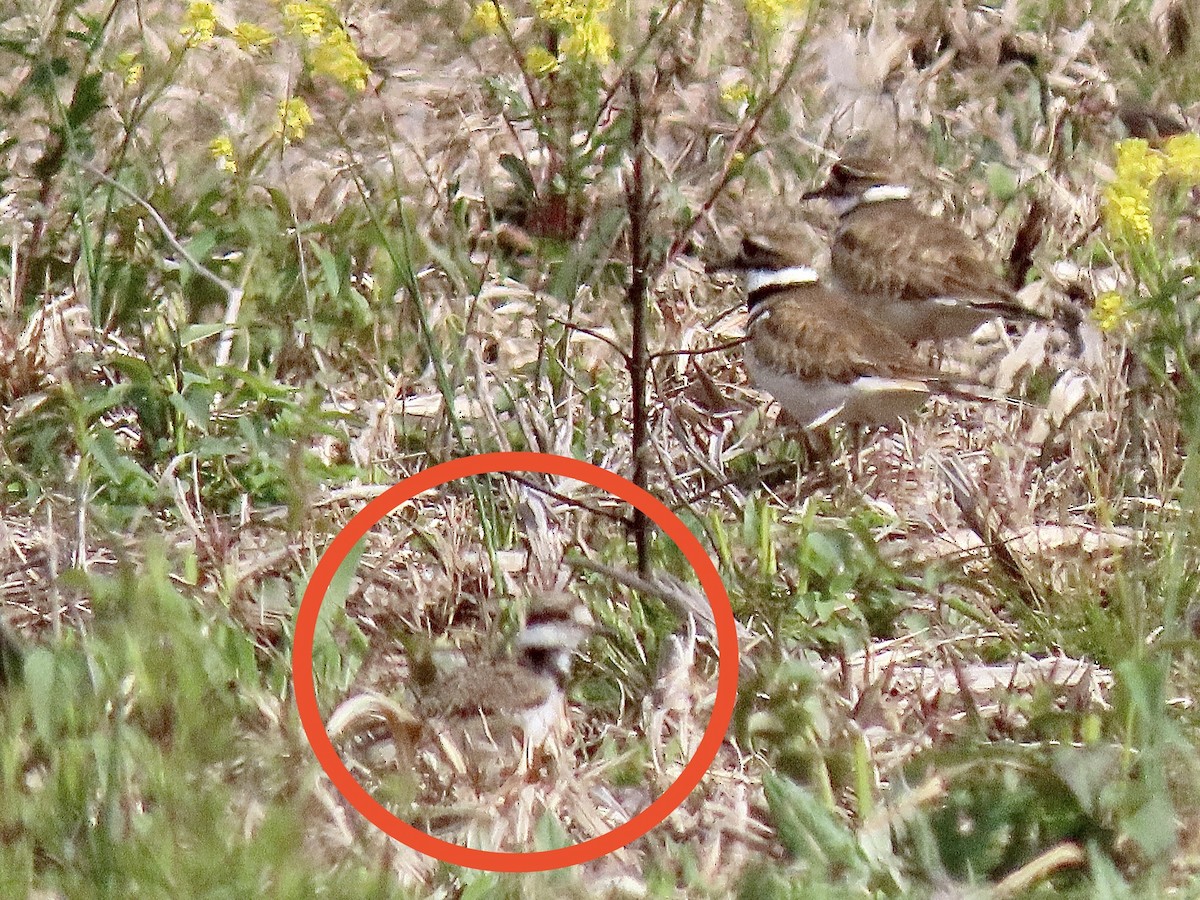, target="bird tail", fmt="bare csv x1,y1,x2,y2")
974,299,1050,324
931,379,1030,409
